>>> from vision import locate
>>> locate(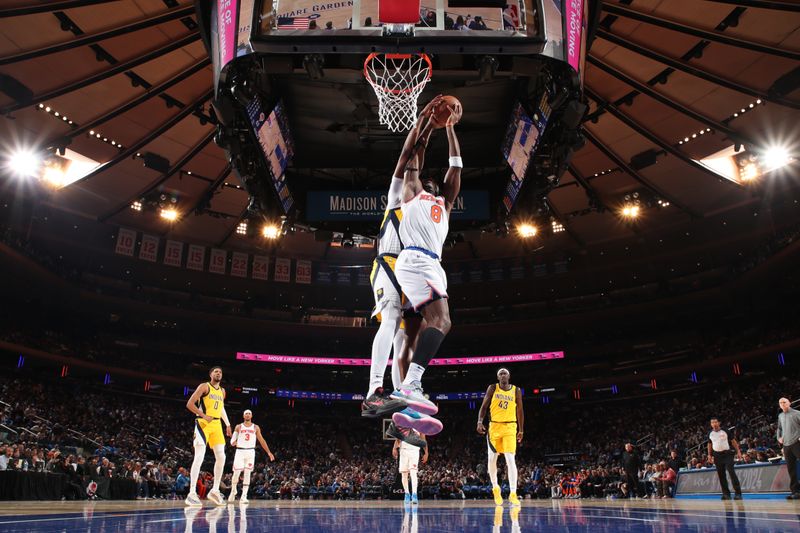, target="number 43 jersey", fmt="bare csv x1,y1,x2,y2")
399,191,449,259
490,385,517,423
